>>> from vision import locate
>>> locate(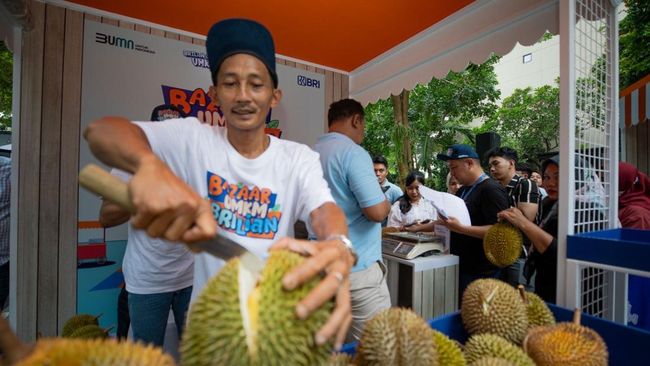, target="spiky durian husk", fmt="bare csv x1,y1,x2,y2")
61,314,99,337
328,352,354,366
461,279,528,344
432,330,465,366
464,334,534,366
523,291,555,327
357,308,437,366
523,322,608,366
68,324,108,339
483,223,522,268
181,250,332,366
15,338,175,366
468,357,517,366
